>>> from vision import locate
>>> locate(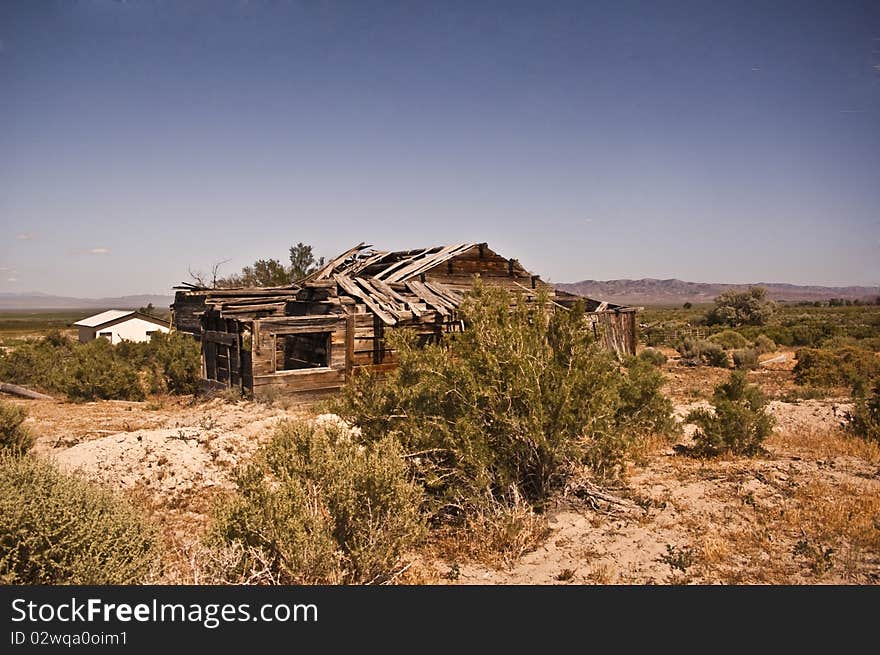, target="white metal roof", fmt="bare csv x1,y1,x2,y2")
72,309,136,328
